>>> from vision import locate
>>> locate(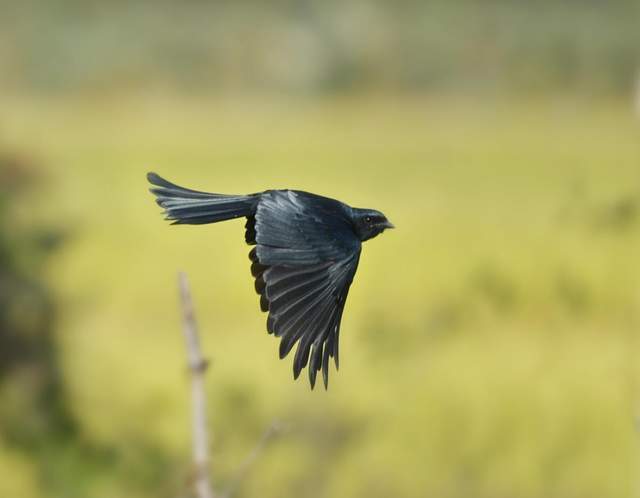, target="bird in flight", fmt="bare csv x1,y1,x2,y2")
147,172,393,389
